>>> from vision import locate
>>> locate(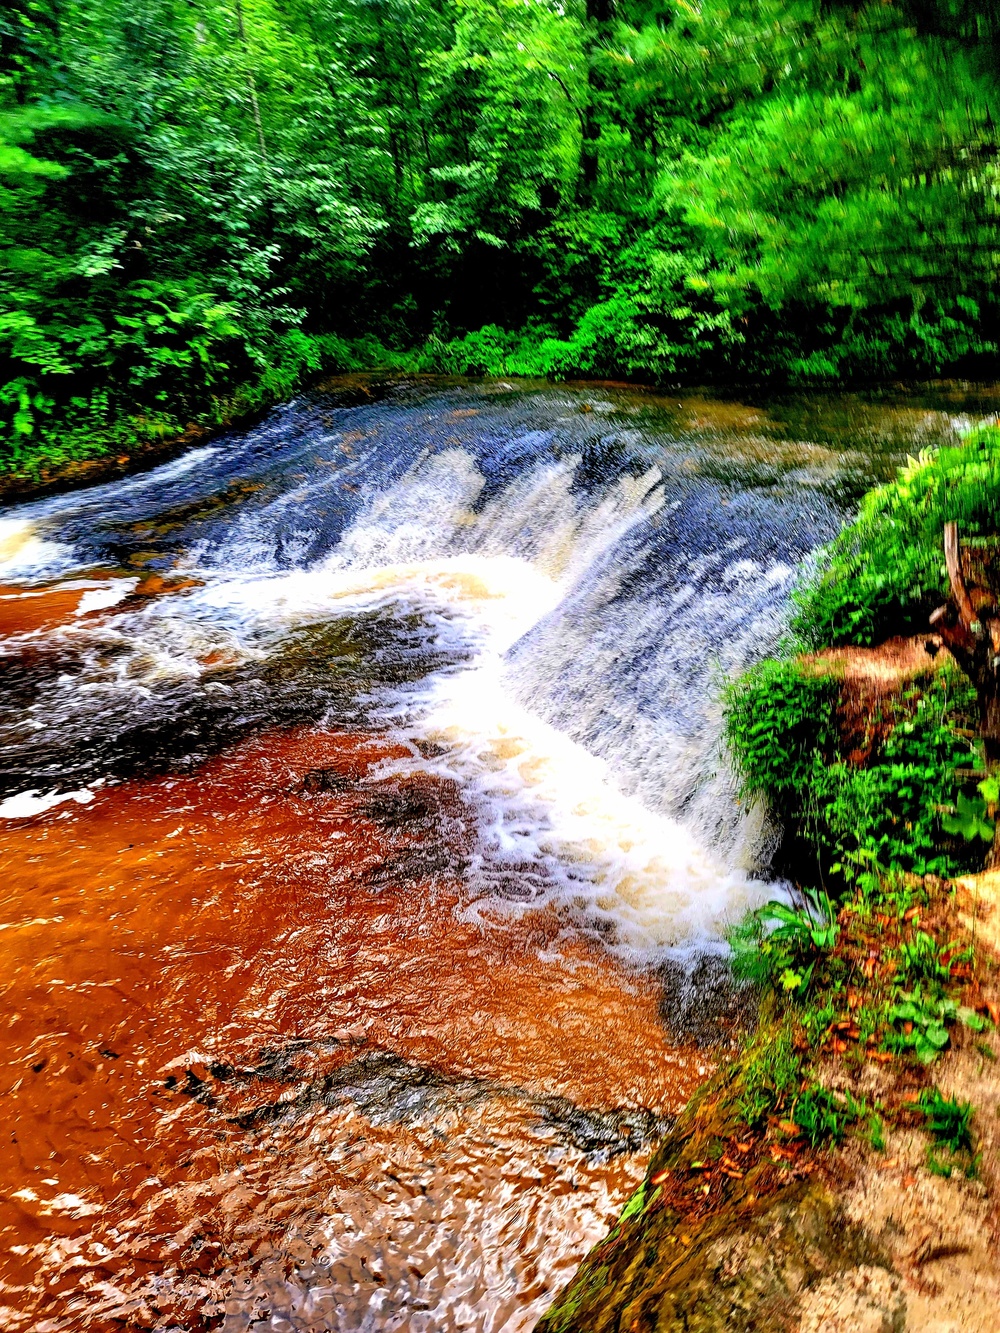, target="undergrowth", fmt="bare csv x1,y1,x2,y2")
726,871,991,1165
724,658,987,884
790,422,1000,648
0,330,399,481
